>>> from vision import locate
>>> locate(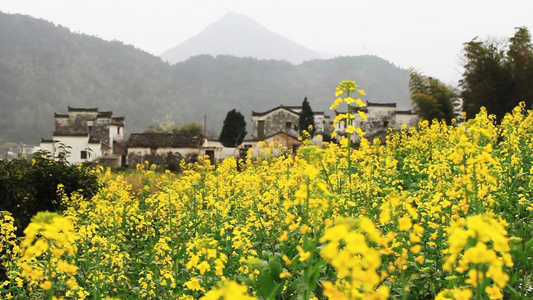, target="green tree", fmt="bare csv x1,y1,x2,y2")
144,114,179,133
144,114,203,135
460,27,533,120
507,27,533,110
219,109,247,147
298,97,315,137
174,122,203,135
409,69,457,123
